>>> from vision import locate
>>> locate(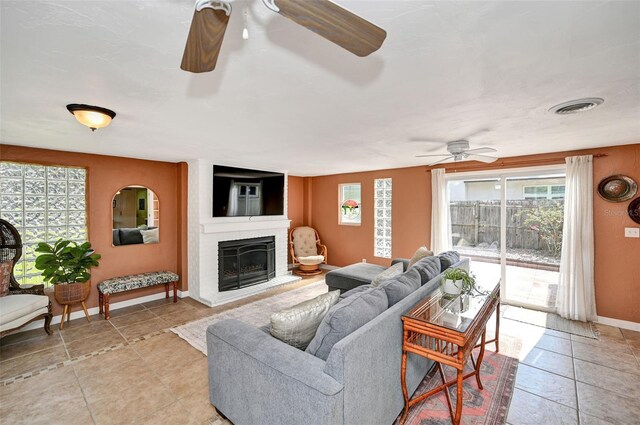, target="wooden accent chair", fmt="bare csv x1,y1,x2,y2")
0,219,45,295
289,226,327,276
